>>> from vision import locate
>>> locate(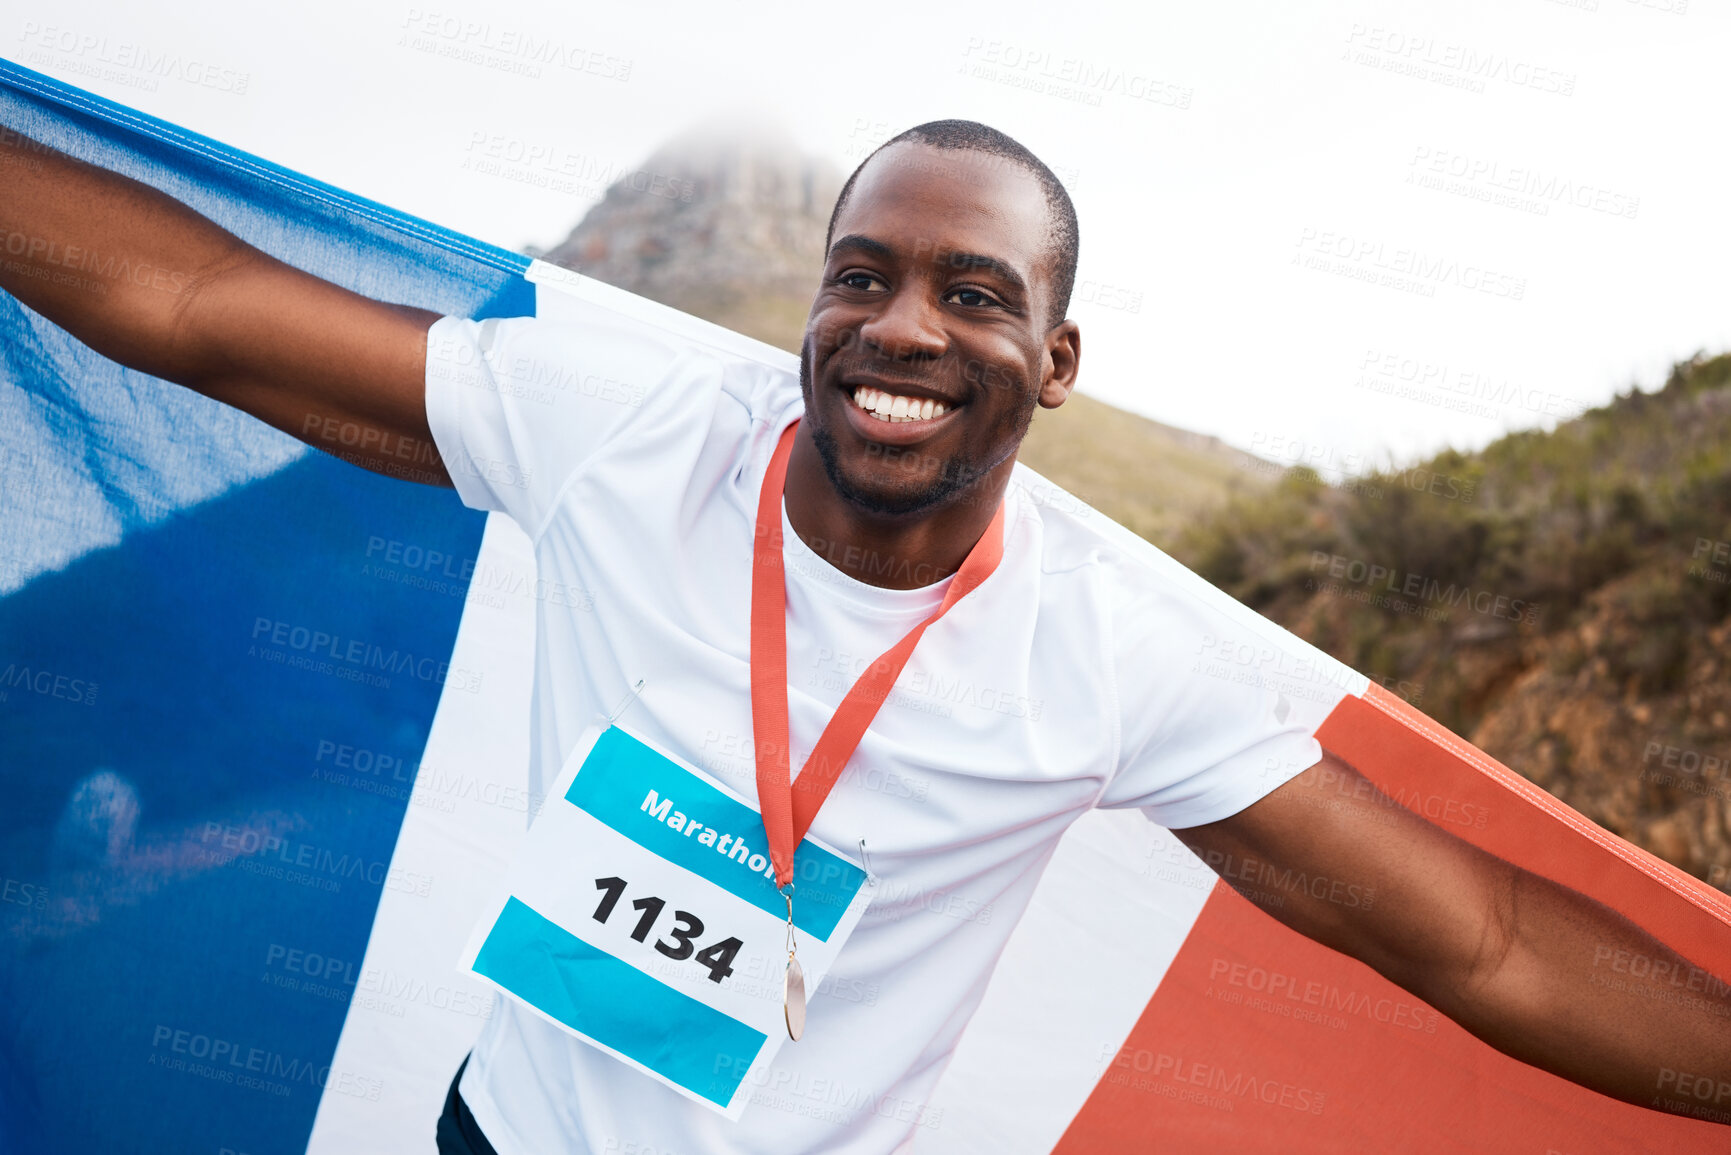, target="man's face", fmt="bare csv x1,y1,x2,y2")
799,142,1077,517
